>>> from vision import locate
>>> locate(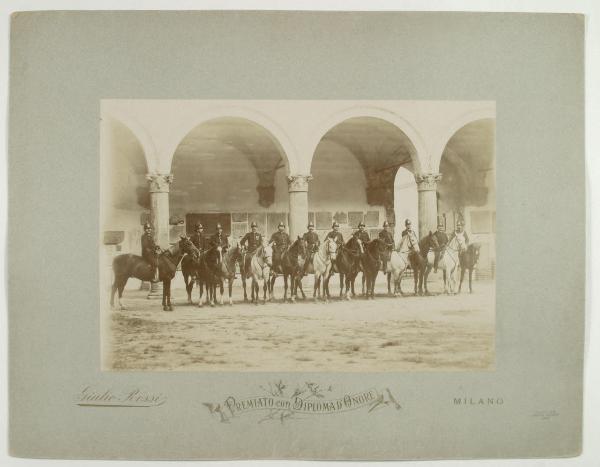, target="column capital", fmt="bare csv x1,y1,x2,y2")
287,174,313,192
146,173,174,193
415,173,442,191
